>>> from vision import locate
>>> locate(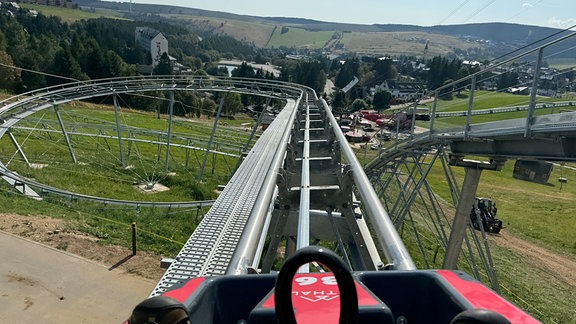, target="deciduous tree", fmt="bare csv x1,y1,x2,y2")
0,51,20,91
373,90,392,110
